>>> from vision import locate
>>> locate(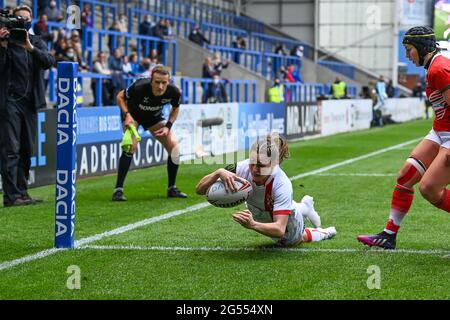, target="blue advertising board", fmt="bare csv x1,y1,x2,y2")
238,103,285,150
